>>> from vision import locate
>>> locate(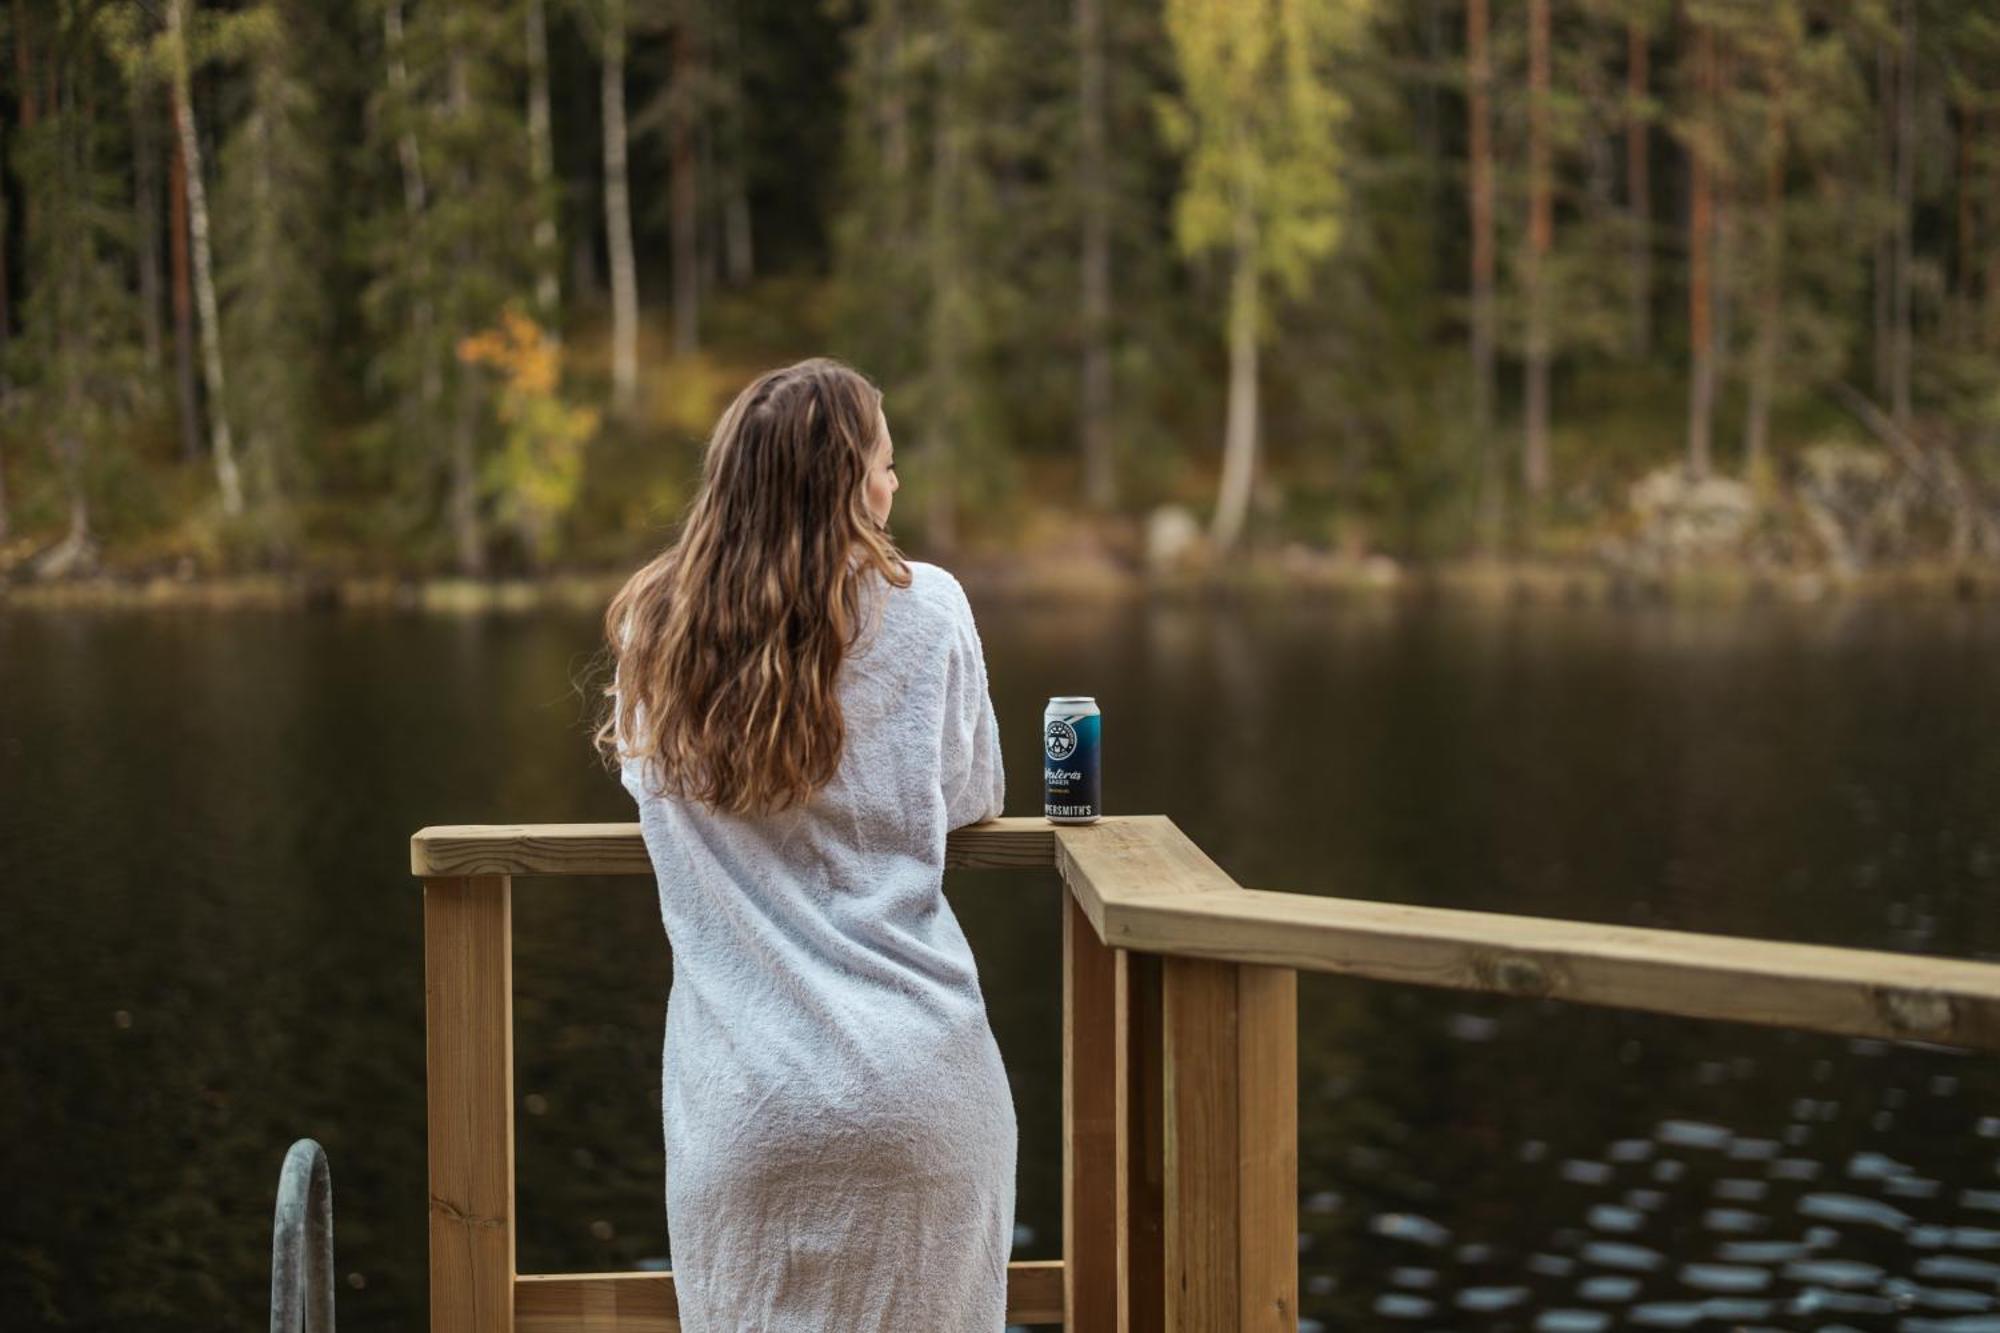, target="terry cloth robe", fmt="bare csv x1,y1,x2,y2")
617,559,1016,1332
